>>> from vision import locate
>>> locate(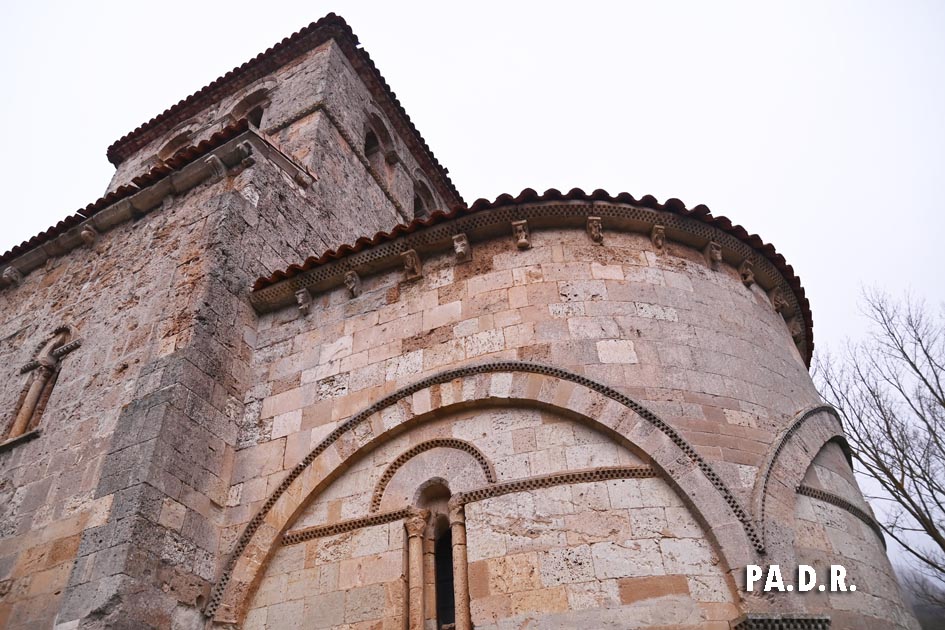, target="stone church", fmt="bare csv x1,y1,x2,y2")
0,13,920,630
